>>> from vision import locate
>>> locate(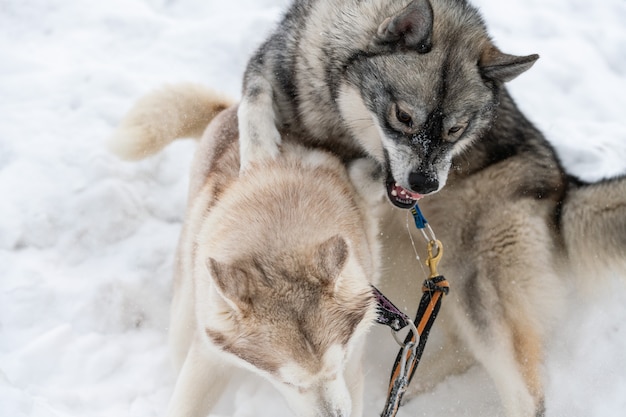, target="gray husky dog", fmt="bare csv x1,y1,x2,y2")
238,0,539,208
236,0,626,416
